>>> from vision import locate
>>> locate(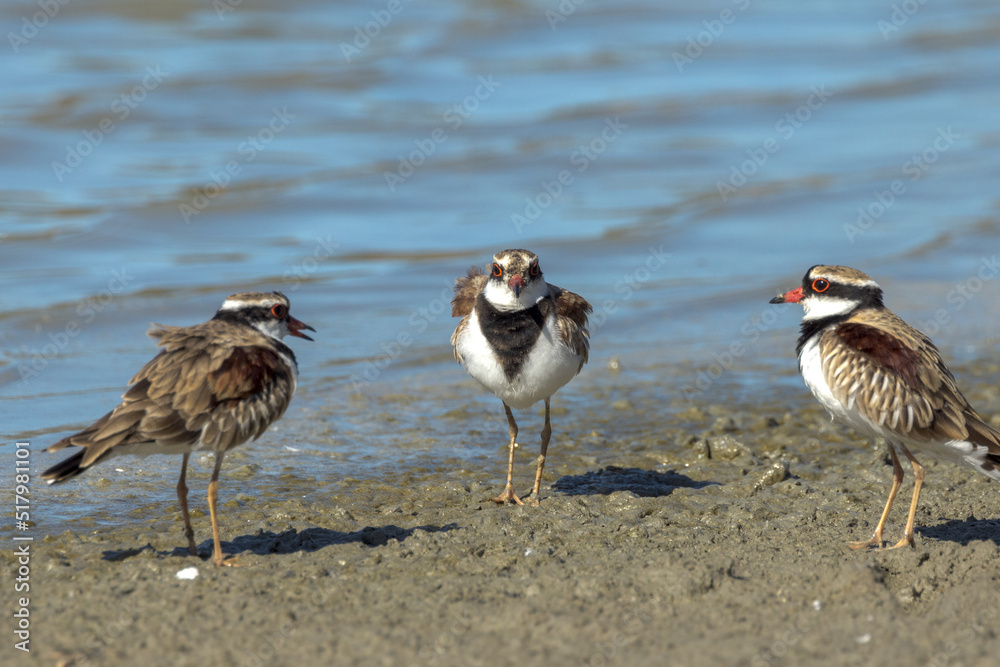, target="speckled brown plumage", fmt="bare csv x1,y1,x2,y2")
42,291,313,566
774,265,1000,550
